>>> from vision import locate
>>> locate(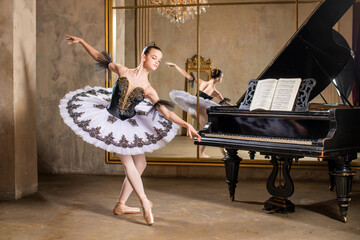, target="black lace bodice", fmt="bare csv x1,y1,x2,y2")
107,77,145,120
